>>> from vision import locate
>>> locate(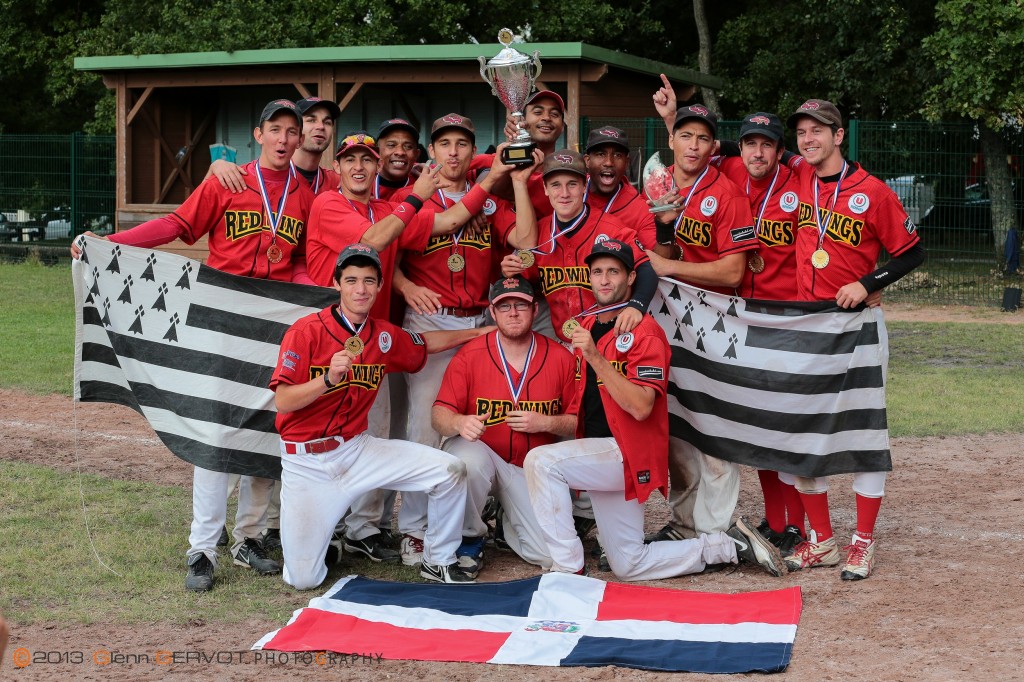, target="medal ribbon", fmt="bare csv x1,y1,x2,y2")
255,162,293,244
746,165,781,233
529,206,591,257
671,165,711,233
436,184,471,253
575,299,632,321
338,309,367,338
584,178,623,214
343,195,375,224
812,161,848,249
495,333,536,408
